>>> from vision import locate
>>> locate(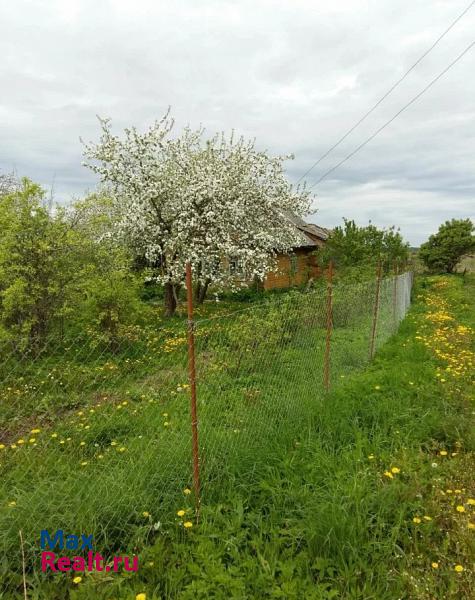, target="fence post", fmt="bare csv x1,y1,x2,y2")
369,260,383,360
392,260,399,329
324,260,333,392
185,262,201,515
